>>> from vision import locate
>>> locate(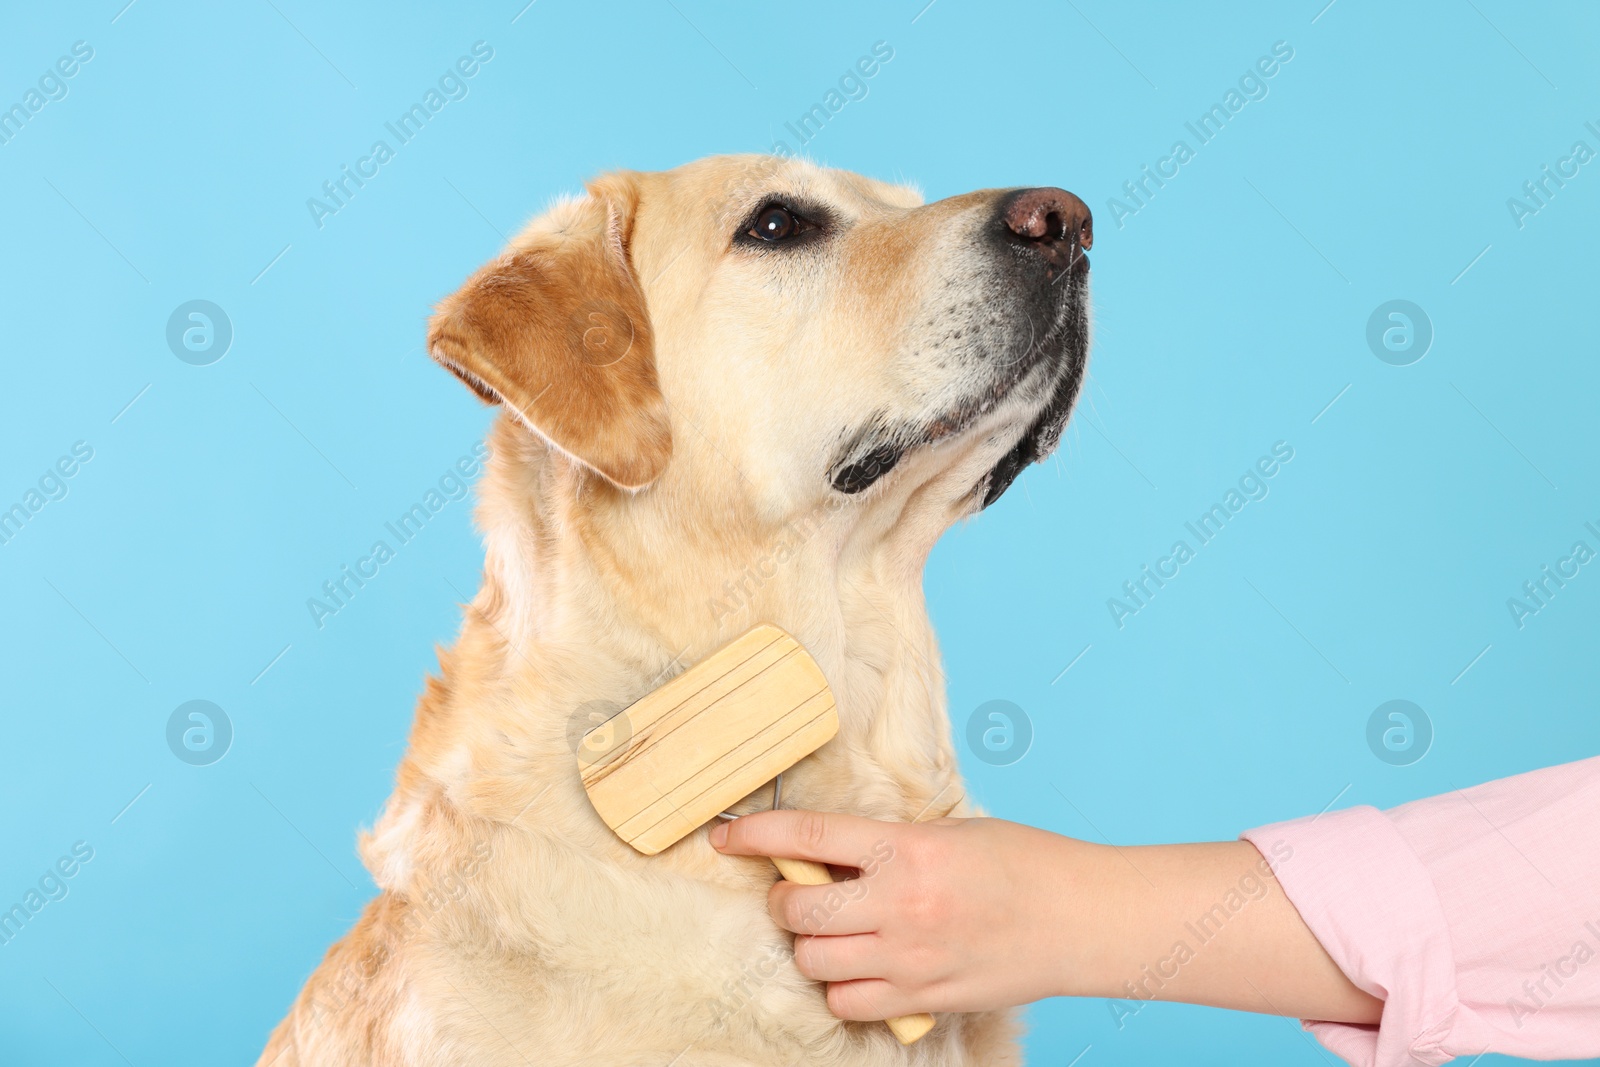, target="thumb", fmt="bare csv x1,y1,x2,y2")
711,809,887,867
